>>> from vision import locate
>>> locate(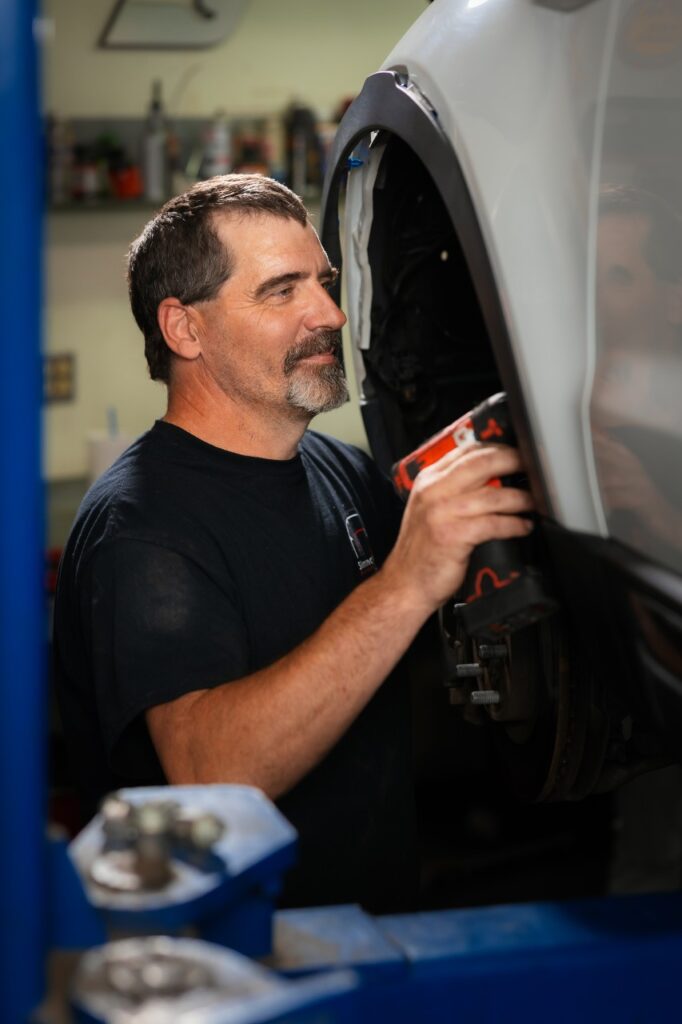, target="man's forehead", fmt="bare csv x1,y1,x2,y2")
213,212,330,288
212,210,317,254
